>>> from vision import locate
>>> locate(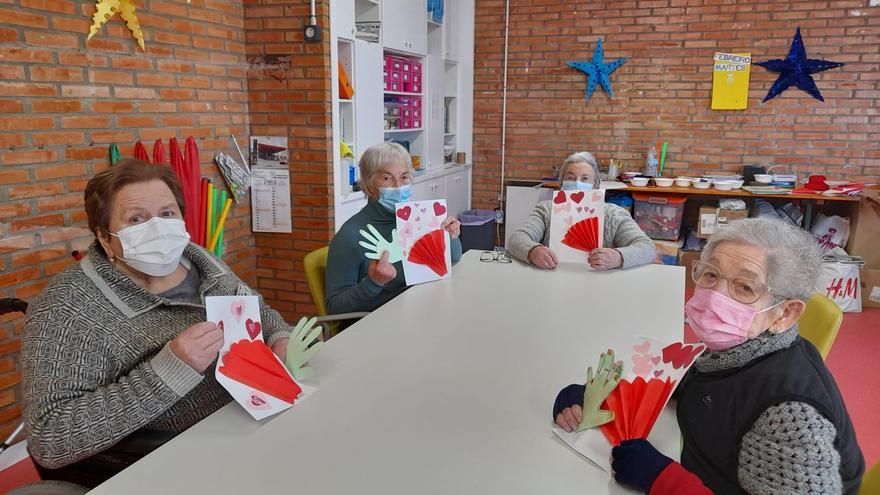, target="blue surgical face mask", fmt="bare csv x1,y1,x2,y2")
378,185,412,211
561,180,594,191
